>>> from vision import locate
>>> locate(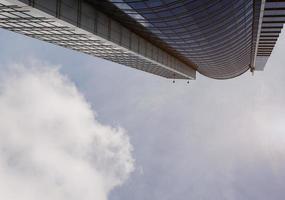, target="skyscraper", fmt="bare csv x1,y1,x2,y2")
0,0,284,80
